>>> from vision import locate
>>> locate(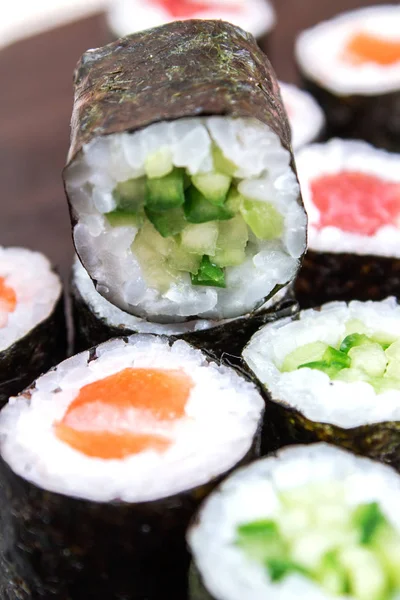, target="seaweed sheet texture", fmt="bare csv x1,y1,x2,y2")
0,338,262,600
295,251,400,309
